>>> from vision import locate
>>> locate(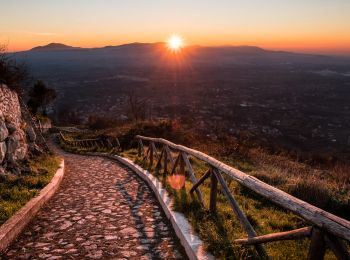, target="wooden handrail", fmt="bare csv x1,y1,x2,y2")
135,135,350,242
59,132,121,152
234,227,312,245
